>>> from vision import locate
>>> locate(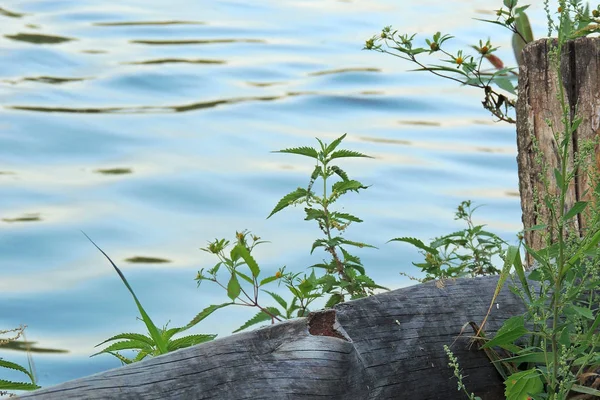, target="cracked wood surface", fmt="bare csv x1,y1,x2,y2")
517,37,600,266
19,275,525,399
